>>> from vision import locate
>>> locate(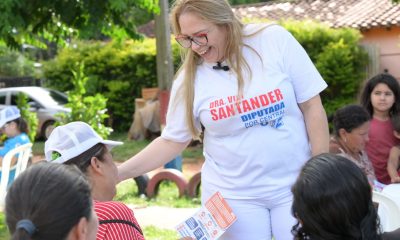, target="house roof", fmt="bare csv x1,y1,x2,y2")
233,0,400,30
137,0,400,38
